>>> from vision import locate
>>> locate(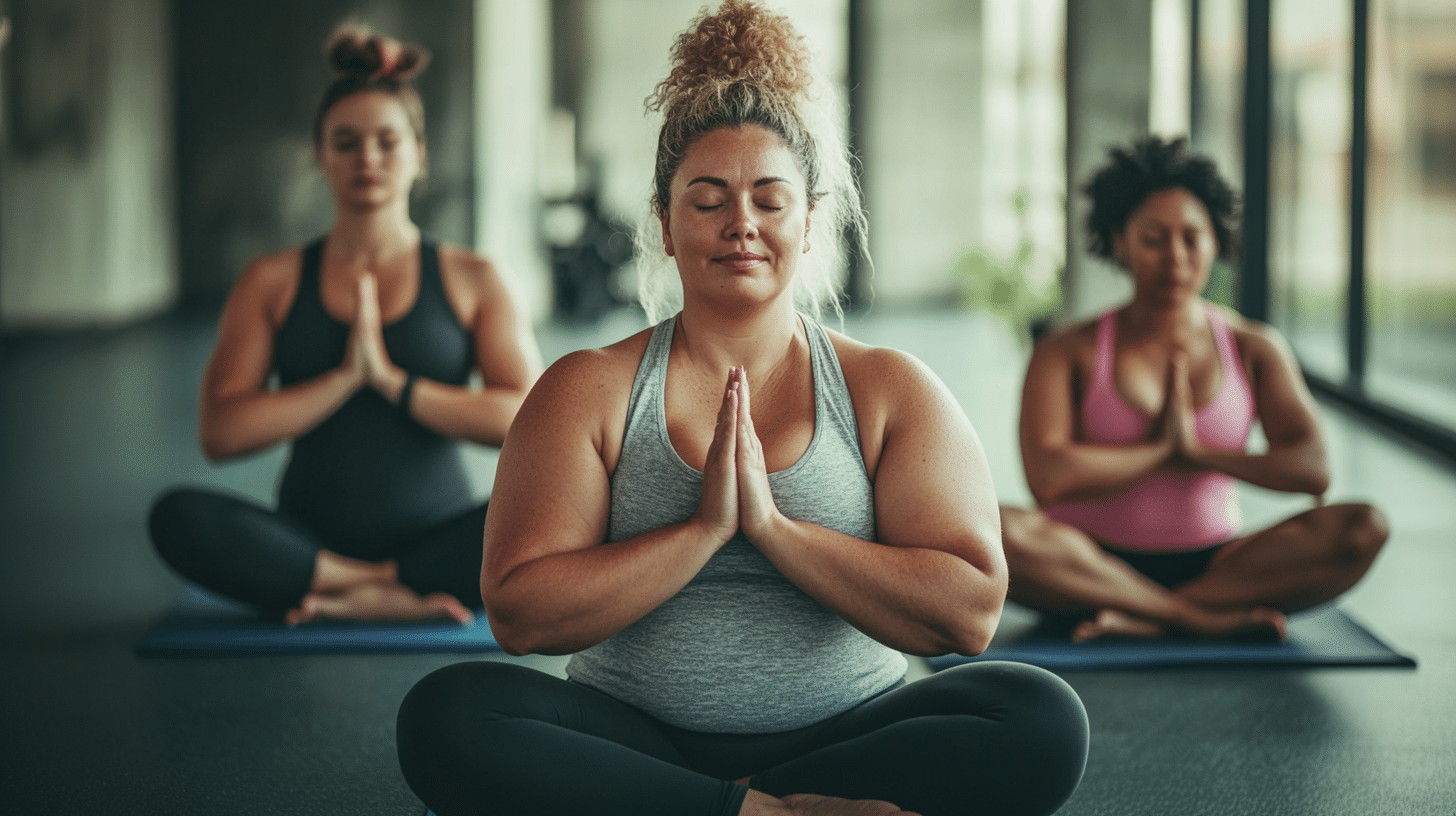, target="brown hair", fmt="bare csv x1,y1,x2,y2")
646,0,818,216
635,0,869,321
312,22,430,149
